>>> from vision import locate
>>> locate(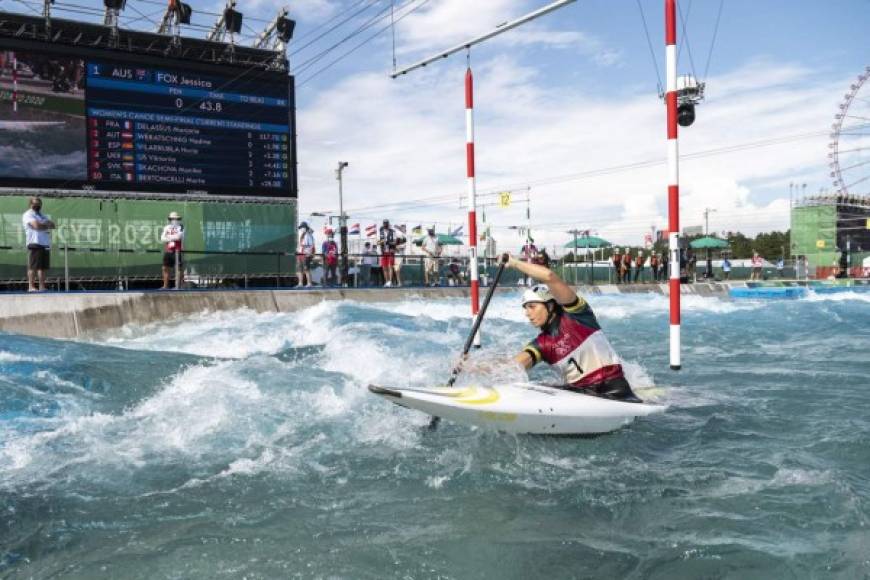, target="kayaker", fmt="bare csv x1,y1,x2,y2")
506,255,641,402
